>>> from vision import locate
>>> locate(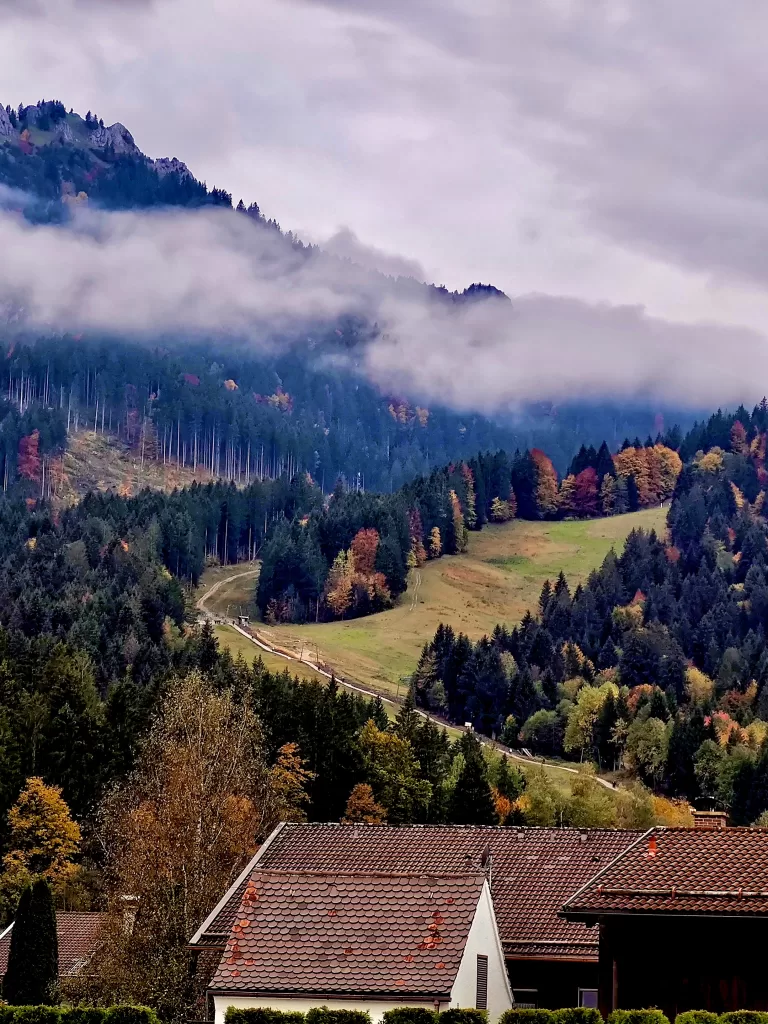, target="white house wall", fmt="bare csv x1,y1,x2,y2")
449,881,514,1022
213,995,451,1024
